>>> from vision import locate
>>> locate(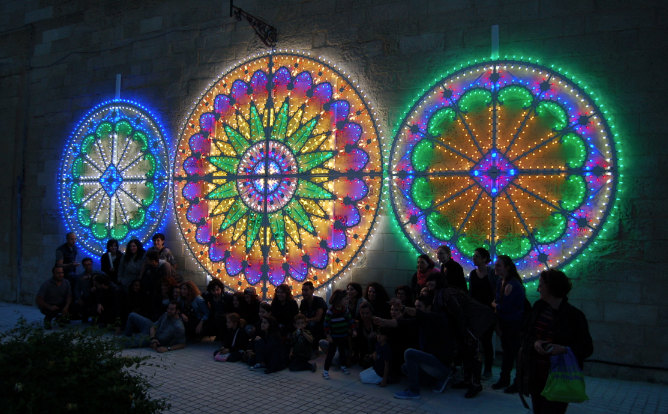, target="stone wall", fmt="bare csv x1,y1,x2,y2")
1,0,667,381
